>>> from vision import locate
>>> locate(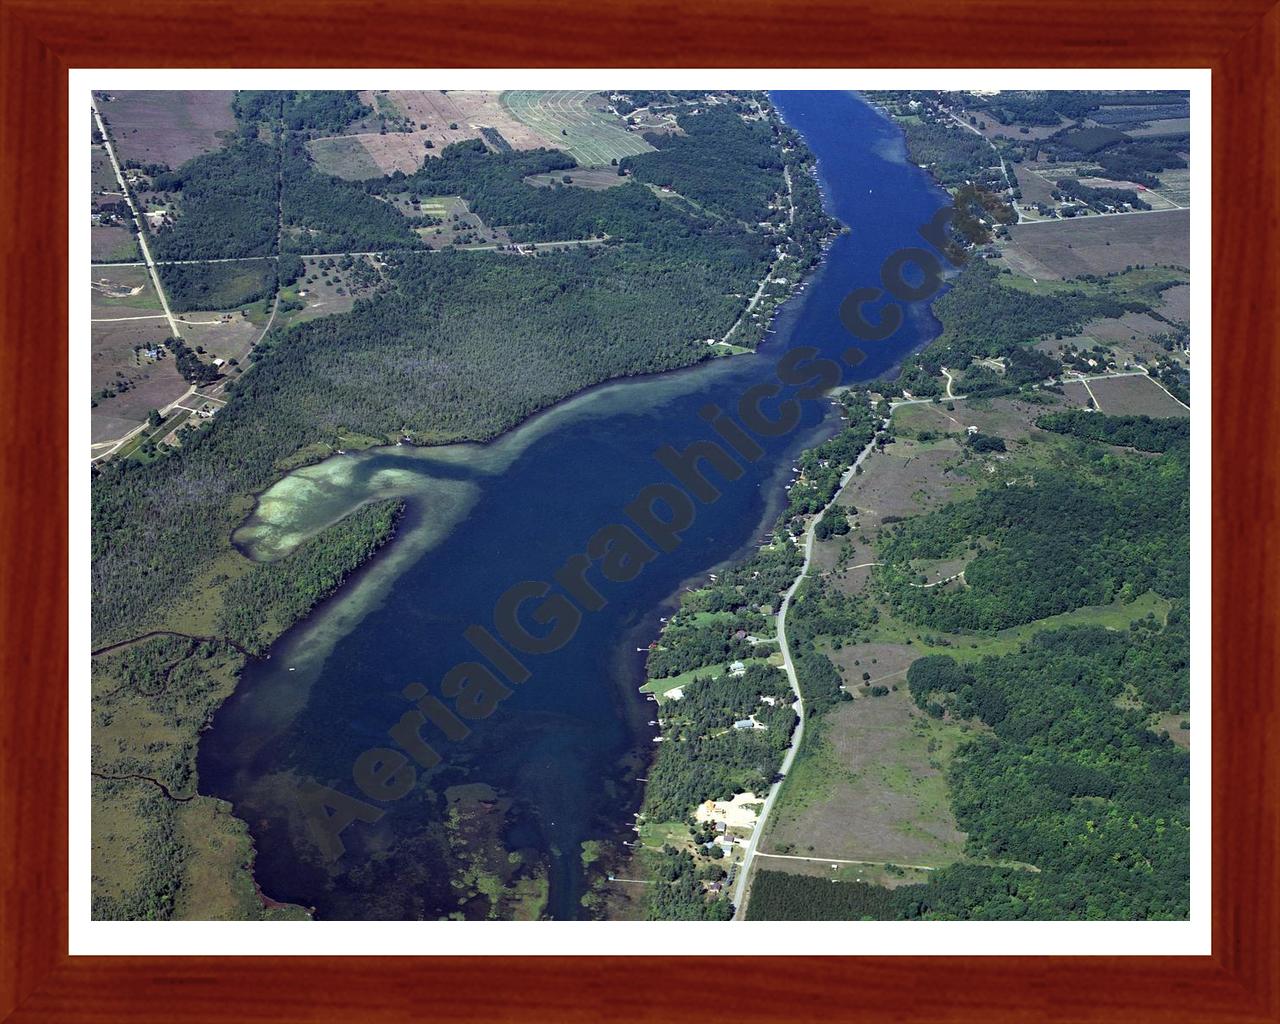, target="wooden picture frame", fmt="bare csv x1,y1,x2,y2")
2,1,1276,1019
